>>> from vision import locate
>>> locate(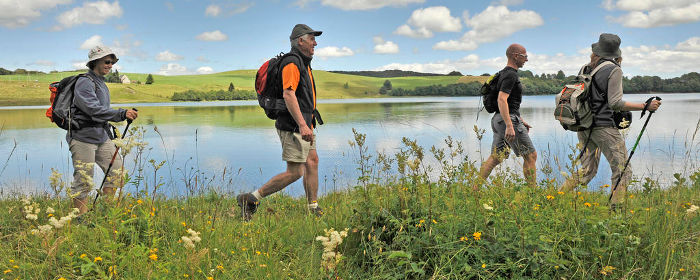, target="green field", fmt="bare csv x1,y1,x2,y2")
0,70,481,106
0,130,698,279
